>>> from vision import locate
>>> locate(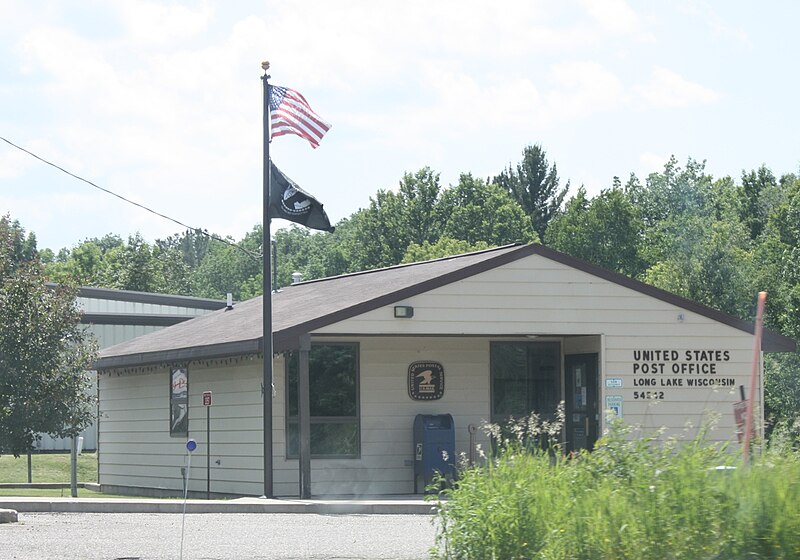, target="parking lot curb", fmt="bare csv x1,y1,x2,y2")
0,497,437,515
